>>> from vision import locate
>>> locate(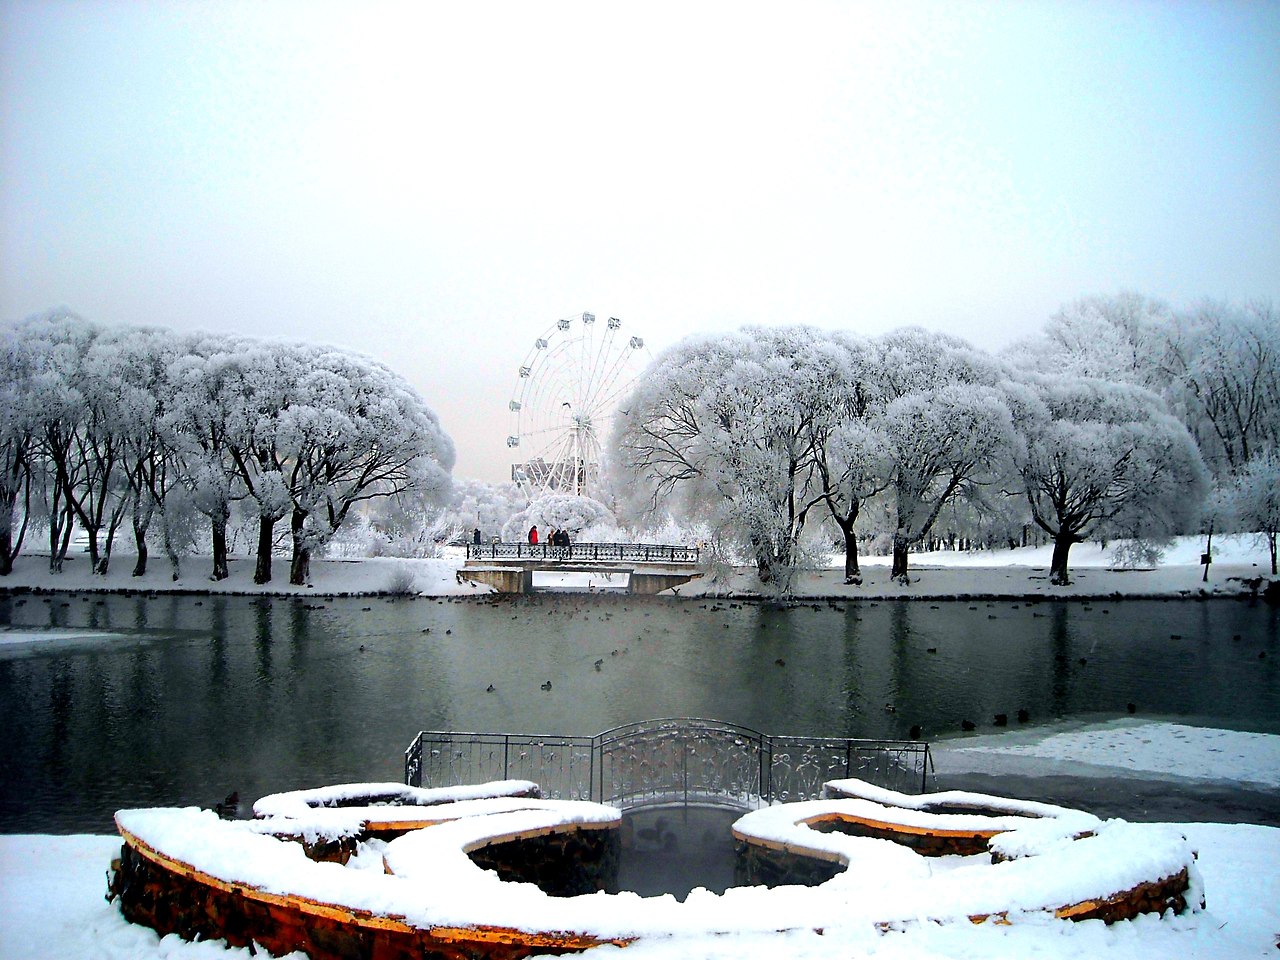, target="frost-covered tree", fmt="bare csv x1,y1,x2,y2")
880,384,1016,581
442,479,526,542
1225,450,1280,574
216,340,315,584
871,329,1016,582
18,312,112,573
803,334,887,583
502,493,620,543
2,312,457,584
163,341,254,580
612,327,860,583
275,349,454,585
1015,375,1209,584
89,324,184,577
1161,301,1280,479
813,419,892,583
1009,291,1169,390
0,327,41,575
